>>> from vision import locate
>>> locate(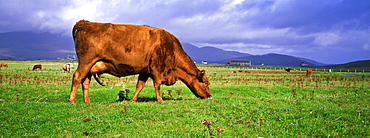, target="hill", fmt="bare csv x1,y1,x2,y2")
232,53,316,66
0,31,74,60
182,43,326,66
322,60,370,69
182,43,251,63
1,31,328,66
